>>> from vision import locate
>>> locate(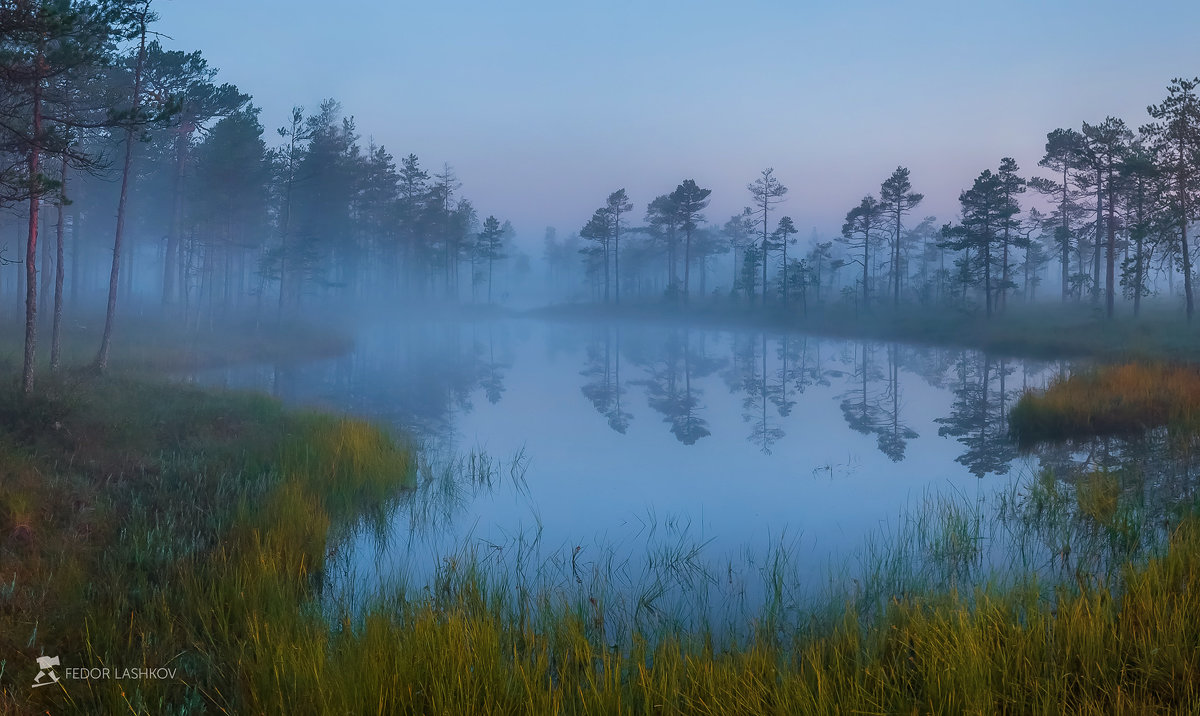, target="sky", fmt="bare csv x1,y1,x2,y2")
154,0,1200,248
